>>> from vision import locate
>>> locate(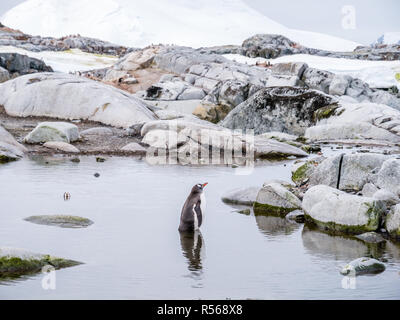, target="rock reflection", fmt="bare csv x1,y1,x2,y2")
302,226,386,261
255,214,300,237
